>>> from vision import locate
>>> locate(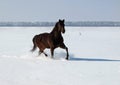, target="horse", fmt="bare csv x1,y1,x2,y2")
31,19,69,60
